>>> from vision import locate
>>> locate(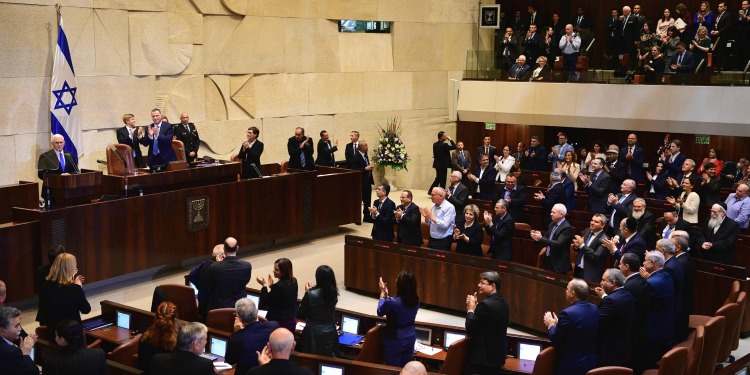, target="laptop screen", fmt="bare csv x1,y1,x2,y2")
341,315,359,335
319,364,344,375
116,311,131,330
519,343,542,361
415,327,432,345
246,294,260,307
210,336,227,357
444,331,465,349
